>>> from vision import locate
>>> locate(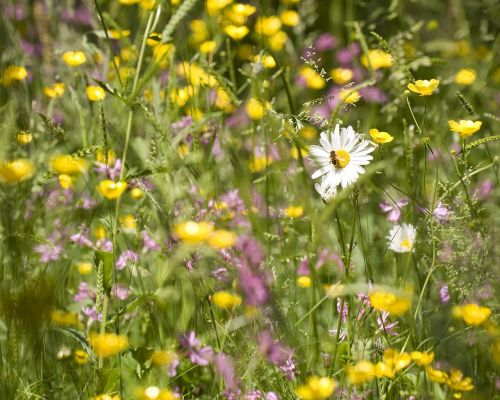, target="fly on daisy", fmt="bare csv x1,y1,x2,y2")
309,124,375,189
